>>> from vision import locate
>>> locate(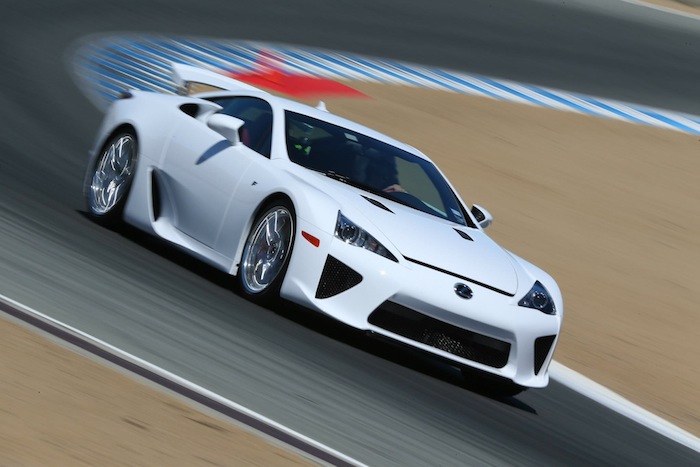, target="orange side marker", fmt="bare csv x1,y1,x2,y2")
302,231,320,247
